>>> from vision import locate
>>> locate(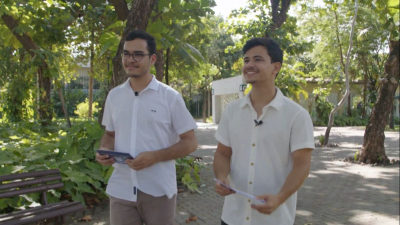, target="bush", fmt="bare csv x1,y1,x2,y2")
52,89,86,118
74,99,99,118
0,120,110,212
176,157,206,193
206,116,213,123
